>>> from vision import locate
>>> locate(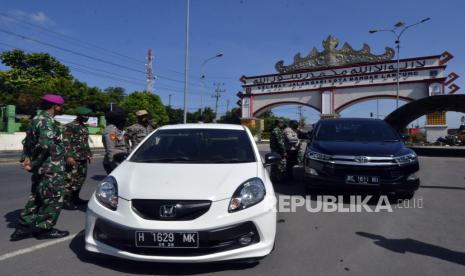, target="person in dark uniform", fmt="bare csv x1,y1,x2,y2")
102,107,129,174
